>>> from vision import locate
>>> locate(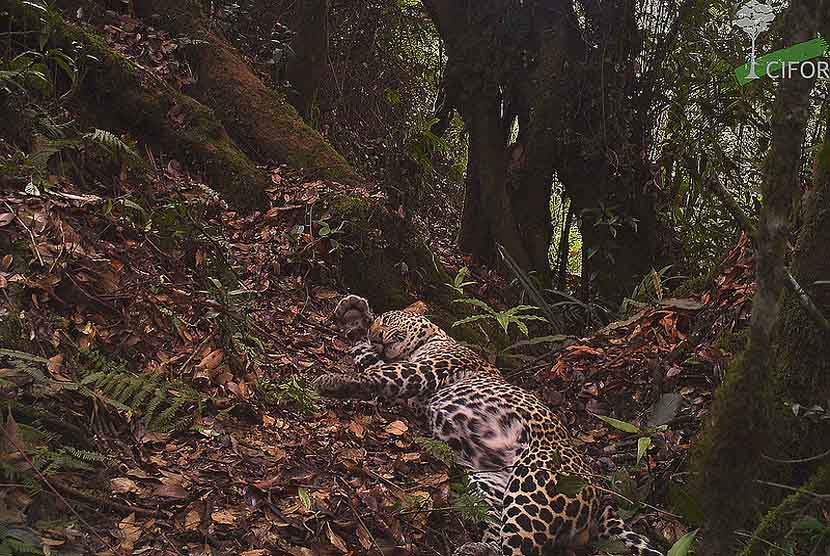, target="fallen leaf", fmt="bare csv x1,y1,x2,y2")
326,523,349,553
184,508,201,529
111,477,139,494
197,349,223,370
117,513,142,551
211,509,237,525
153,484,188,499
348,419,366,438
385,420,408,436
